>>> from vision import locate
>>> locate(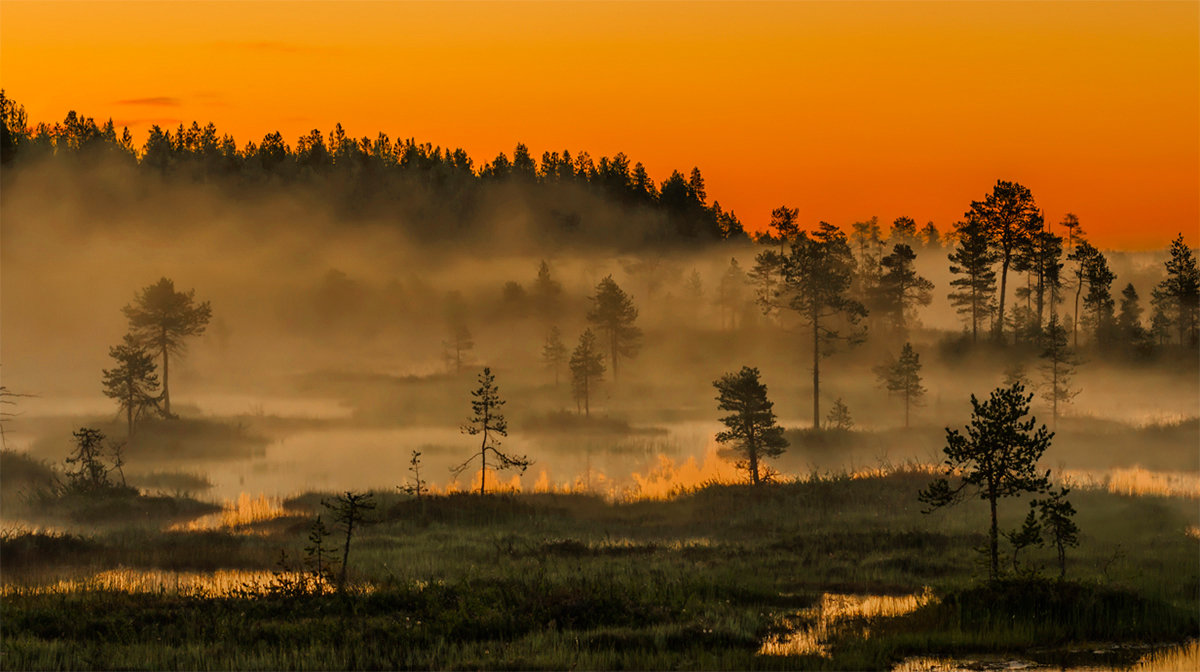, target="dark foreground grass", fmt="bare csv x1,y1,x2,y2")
824,579,1199,670
2,470,1197,670
2,568,784,670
